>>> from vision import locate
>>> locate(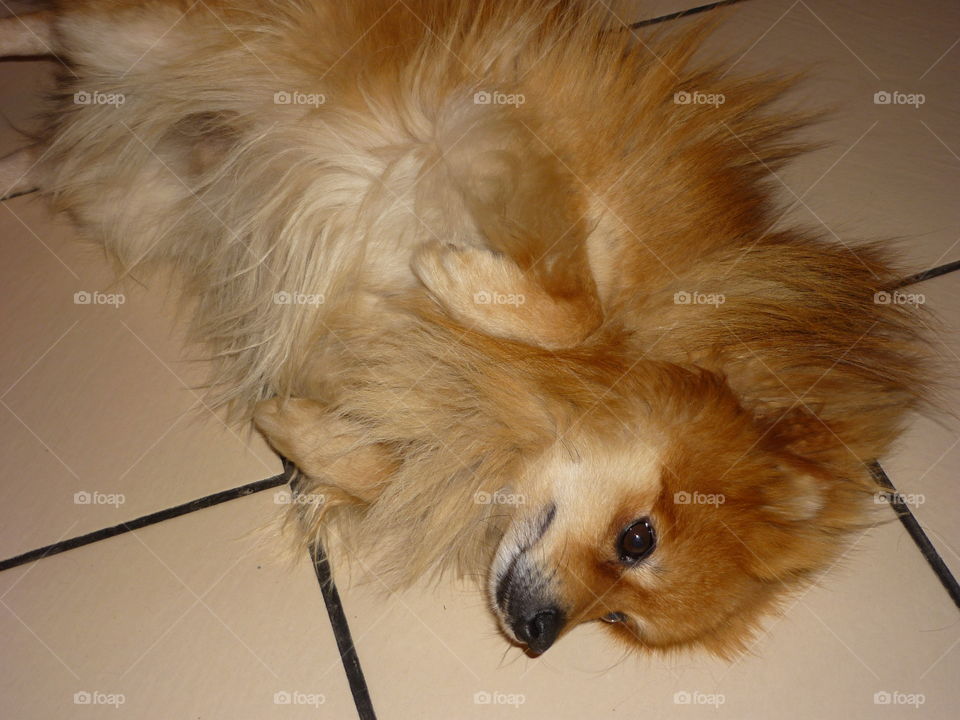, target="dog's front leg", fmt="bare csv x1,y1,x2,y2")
254,398,395,505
